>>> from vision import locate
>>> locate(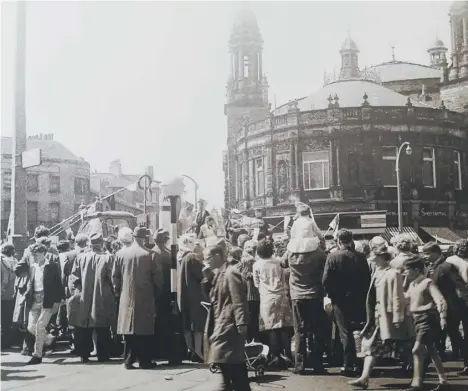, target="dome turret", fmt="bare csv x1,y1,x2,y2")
339,35,360,80
340,36,359,53
427,36,448,69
